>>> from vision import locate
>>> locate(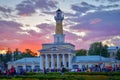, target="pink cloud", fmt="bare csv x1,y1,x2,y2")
90,18,102,24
